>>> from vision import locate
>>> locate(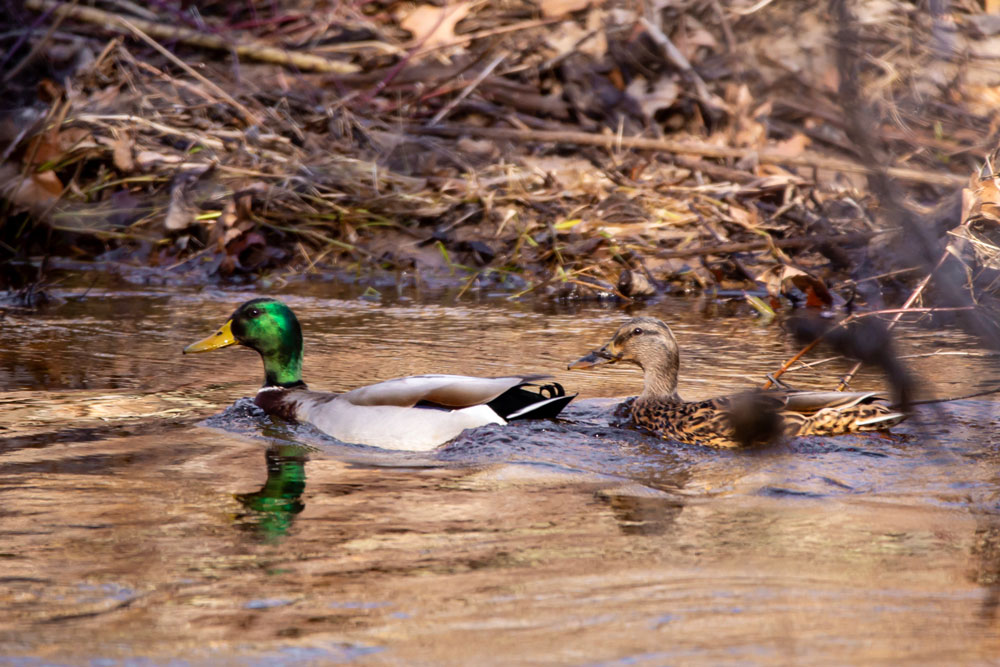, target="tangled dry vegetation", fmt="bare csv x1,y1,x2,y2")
3,0,1000,311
